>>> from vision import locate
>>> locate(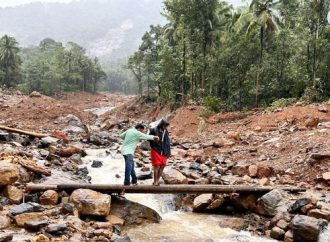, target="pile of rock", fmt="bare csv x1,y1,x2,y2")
0,188,160,241
191,190,329,242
